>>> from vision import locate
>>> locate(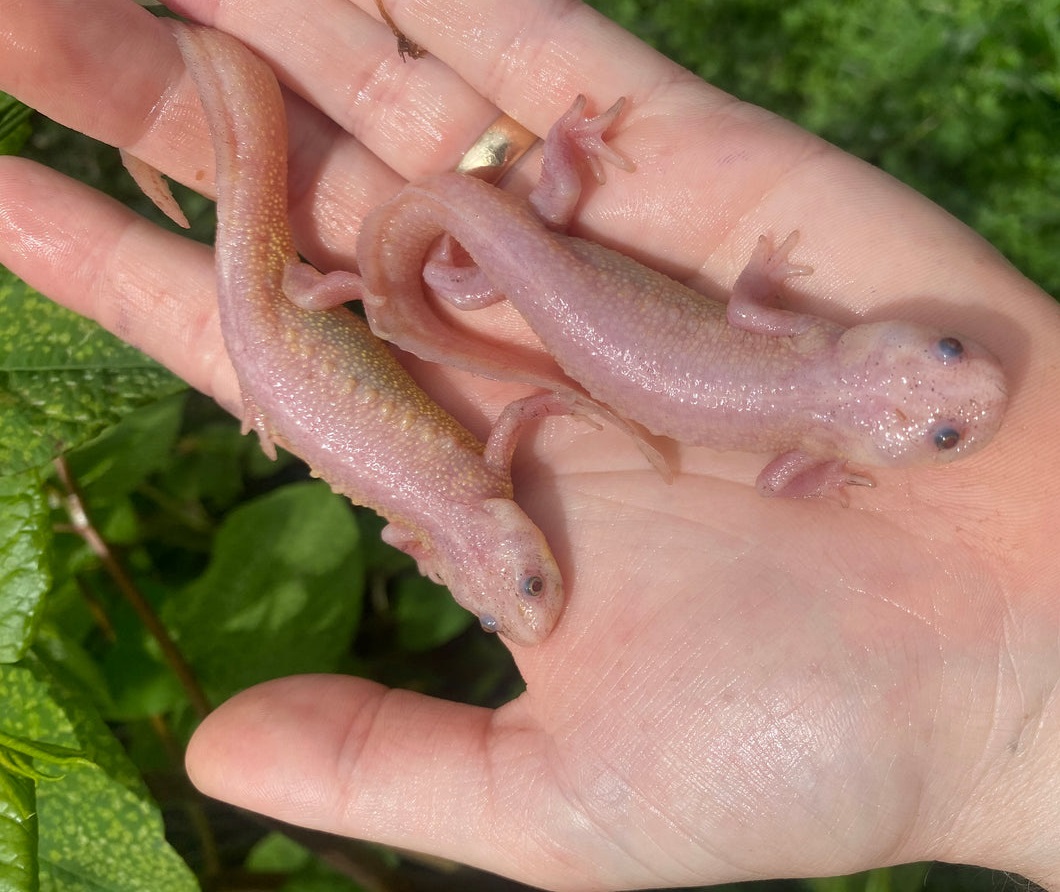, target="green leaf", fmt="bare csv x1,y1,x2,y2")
392,575,475,652
64,394,186,499
0,470,51,663
245,832,313,873
30,626,118,720
99,621,184,722
0,730,93,781
165,482,364,700
155,410,258,511
35,764,197,892
0,765,38,892
1,655,145,807
246,833,368,892
803,863,932,892
585,0,1058,297
0,657,198,891
0,271,184,475
0,92,32,156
